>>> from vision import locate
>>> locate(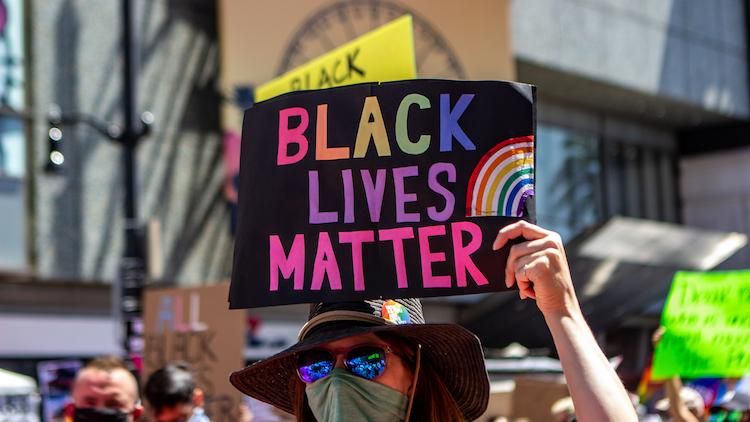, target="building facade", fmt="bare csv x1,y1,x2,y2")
0,0,230,372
